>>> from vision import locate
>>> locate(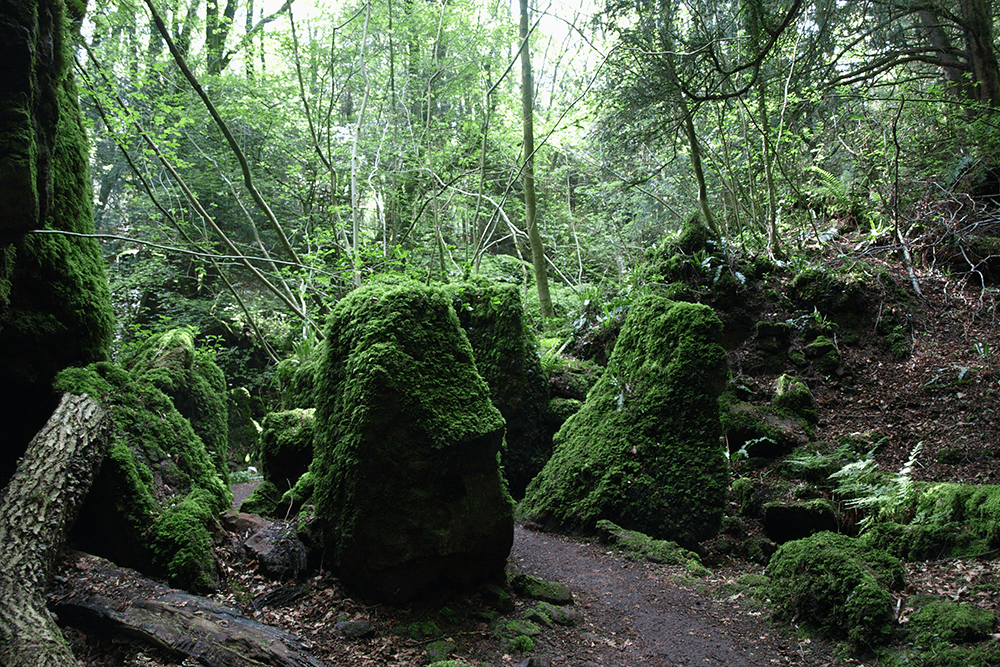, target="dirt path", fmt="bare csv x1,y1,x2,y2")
504,525,846,667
